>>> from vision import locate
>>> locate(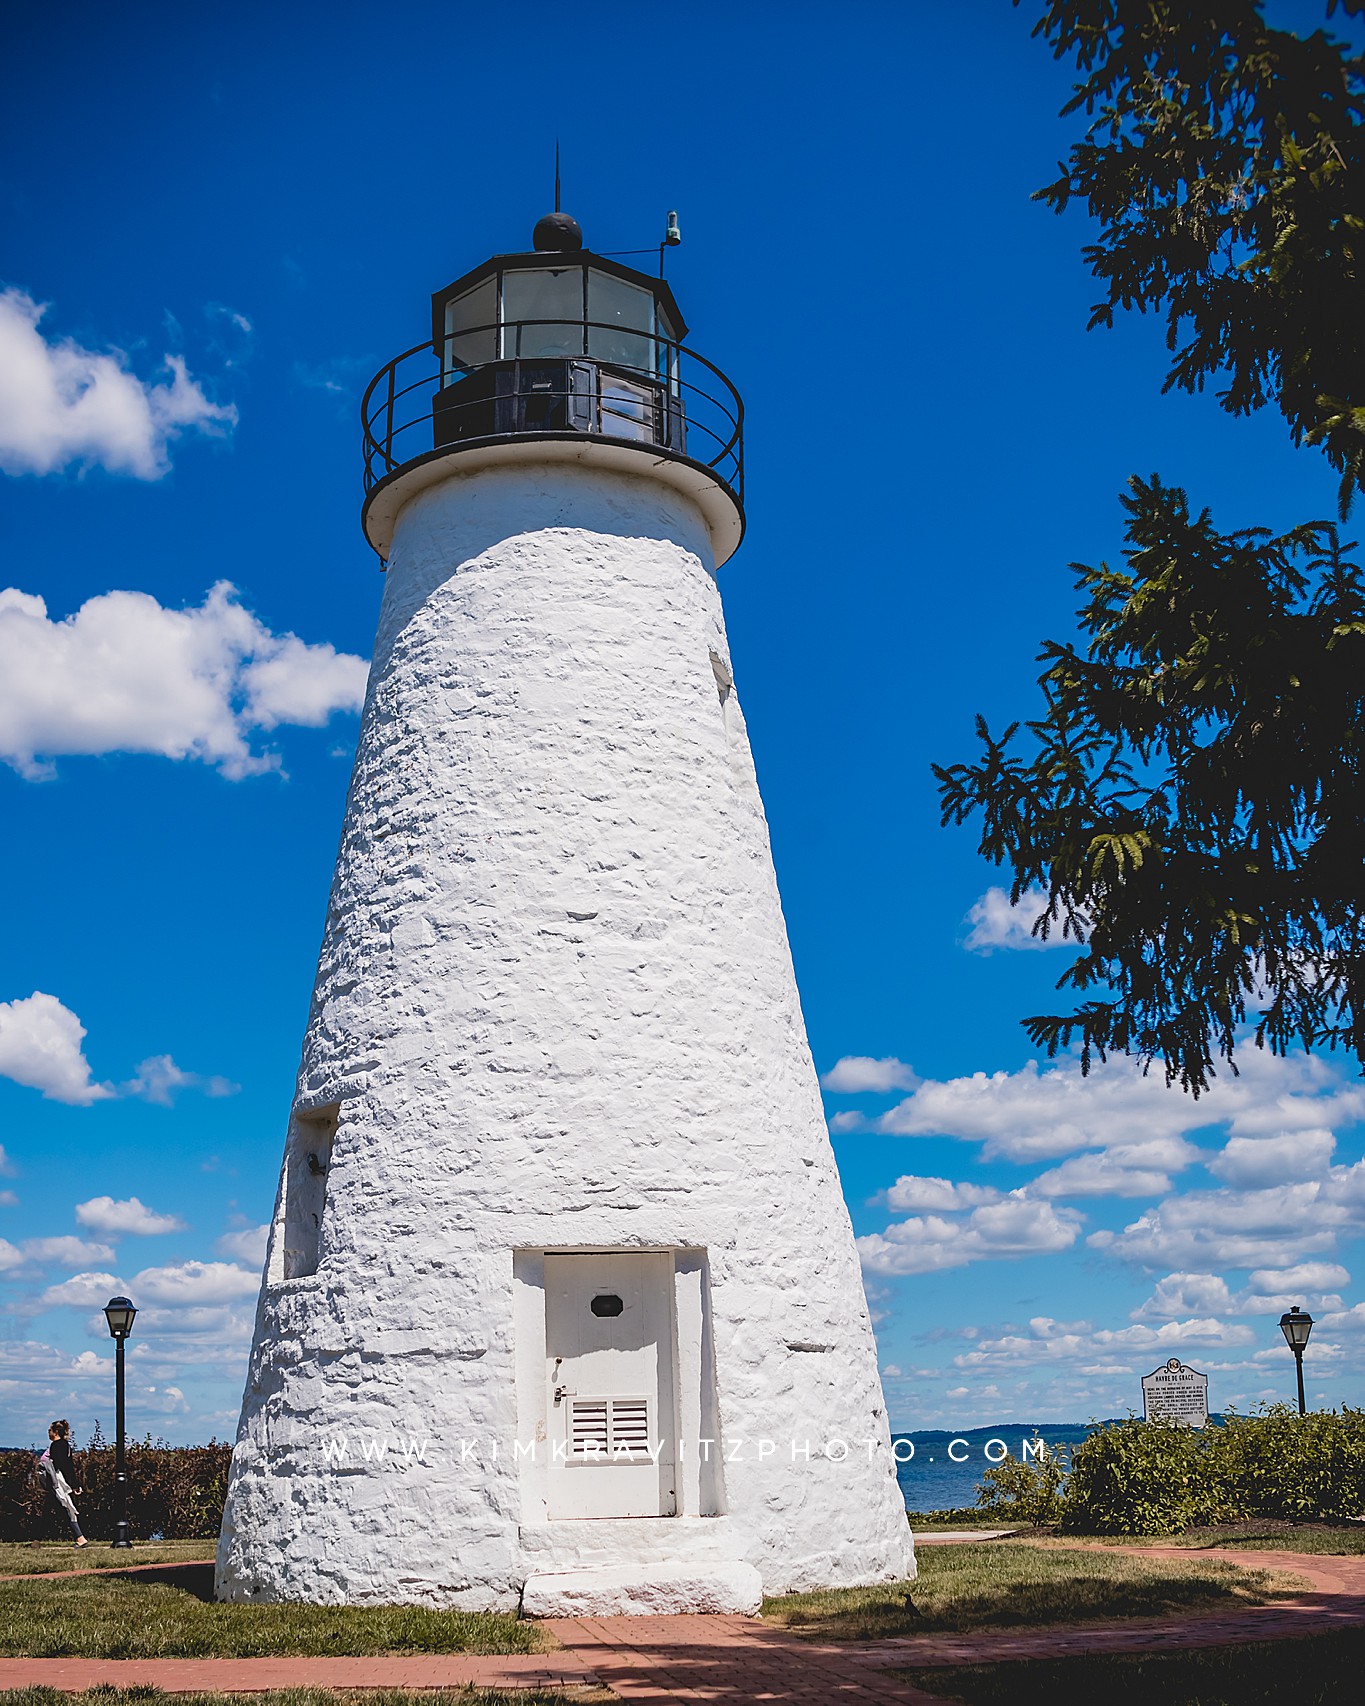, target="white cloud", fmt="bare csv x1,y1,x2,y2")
70,1349,113,1376
1133,1264,1351,1330
1322,1302,1365,1334
0,1191,16,1207
76,1196,187,1236
1248,1262,1350,1295
127,1302,255,1341
0,1339,116,1386
0,288,235,479
241,634,370,729
1131,1273,1237,1322
1089,1167,1365,1270
215,1224,269,1265
1238,1290,1344,1317
21,1236,115,1268
131,1260,260,1305
0,1239,26,1271
121,1055,238,1106
829,1110,864,1133
210,305,253,338
857,1194,1083,1275
1071,1316,1251,1351
0,581,369,780
1028,1159,1174,1199
877,1048,1365,1163
952,1314,1254,1374
821,1056,919,1094
144,1383,190,1414
963,885,1071,952
39,1270,123,1308
883,1175,1002,1212
0,992,112,1105
0,999,236,1112
1028,1136,1201,1199
1207,1128,1336,1188
204,302,255,370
